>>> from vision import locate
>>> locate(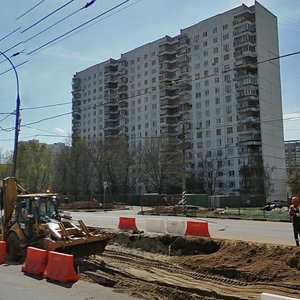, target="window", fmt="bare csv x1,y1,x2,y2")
223,44,229,52
204,70,208,76
194,44,199,51
223,24,228,30
215,77,219,83
225,95,231,102
215,98,220,104
215,87,220,94
223,33,229,40
225,85,231,93
227,127,233,134
197,131,202,138
203,41,208,47
204,80,209,86
213,47,218,54
224,75,231,82
204,60,208,67
213,27,217,34
213,37,218,44
203,50,208,56
205,110,210,117
203,31,207,38
224,54,230,61
226,106,232,113
205,90,209,96
196,92,201,99
216,128,221,135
